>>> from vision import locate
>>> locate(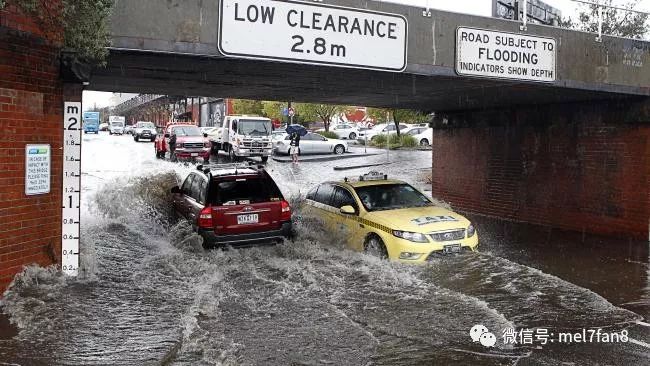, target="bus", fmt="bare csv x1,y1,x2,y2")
83,112,100,134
